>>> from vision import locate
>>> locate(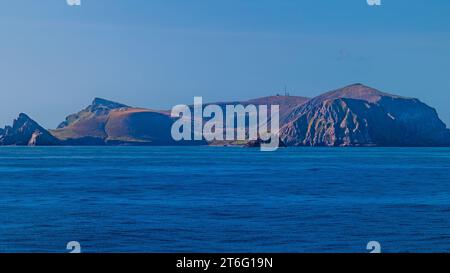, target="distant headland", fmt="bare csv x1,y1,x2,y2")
1,83,449,147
